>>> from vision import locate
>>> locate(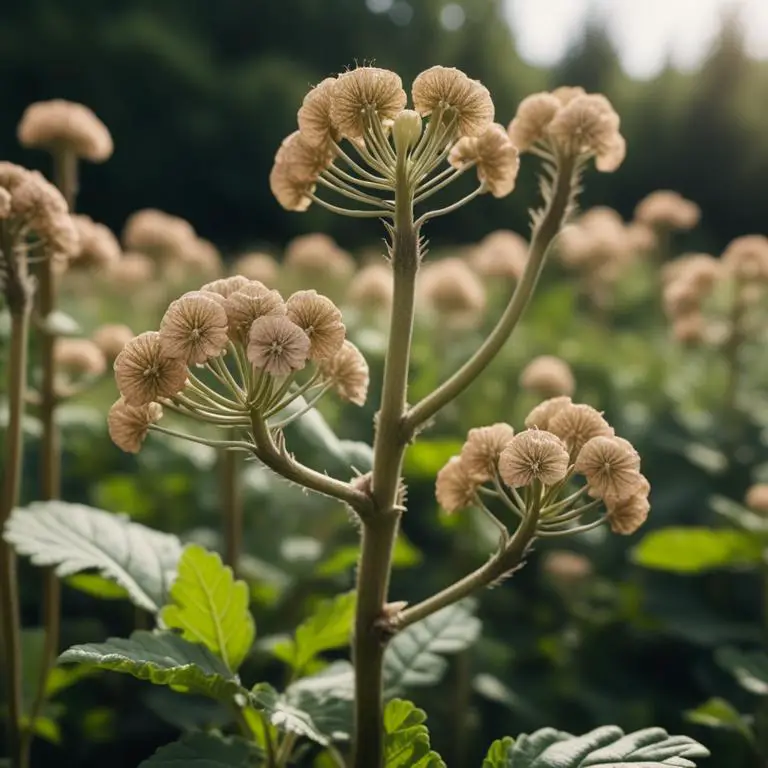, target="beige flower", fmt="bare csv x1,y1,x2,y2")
595,133,626,172
722,235,768,282
449,124,519,198
347,263,393,311
460,423,516,482
605,475,650,534
201,275,251,301
232,252,279,285
18,99,113,162
575,435,642,502
0,188,11,218
551,86,587,105
498,429,569,488
159,291,229,364
419,257,486,322
542,550,593,582
524,396,573,431
671,313,706,345
270,131,334,211
507,92,561,151
318,340,369,406
105,252,155,287
54,338,107,378
412,66,494,138
69,215,121,270
298,77,339,148
114,331,188,406
122,209,196,260
547,402,613,458
184,238,222,278
92,324,135,360
286,289,346,360
330,67,406,139
662,278,703,319
745,484,768,514
108,397,163,454
470,229,528,280
520,356,575,398
284,233,355,278
634,190,700,231
246,315,311,376
224,282,287,343
435,456,476,513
